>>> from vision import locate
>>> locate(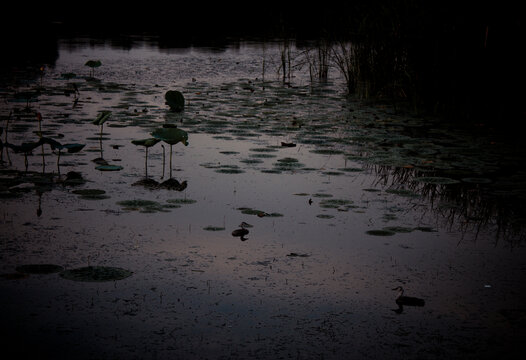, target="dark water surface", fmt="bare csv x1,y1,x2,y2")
1,39,525,359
